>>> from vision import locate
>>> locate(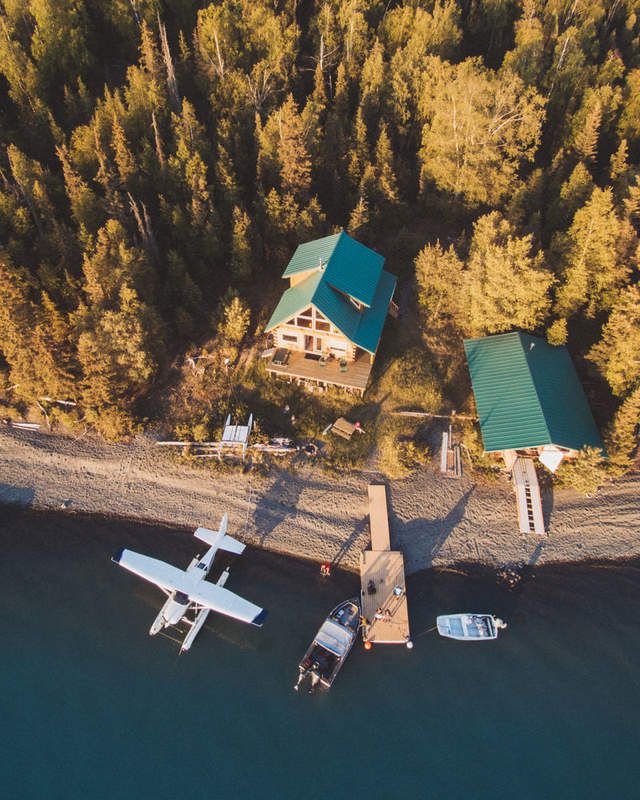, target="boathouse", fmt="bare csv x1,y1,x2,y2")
264,231,397,395
464,332,604,473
